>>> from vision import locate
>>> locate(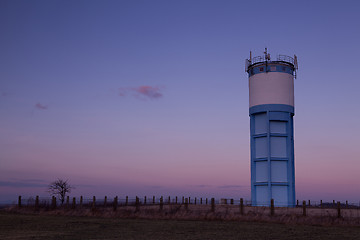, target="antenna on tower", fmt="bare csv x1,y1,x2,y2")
294,54,298,79
264,48,270,61
294,55,298,70
245,51,252,72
